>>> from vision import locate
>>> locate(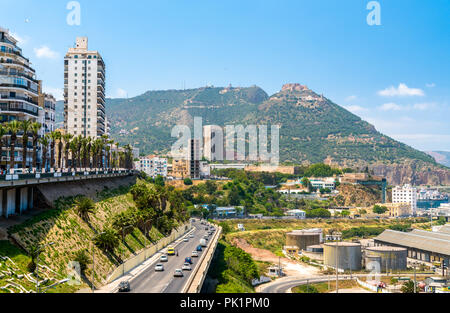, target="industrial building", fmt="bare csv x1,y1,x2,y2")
364,246,407,271
374,229,450,266
323,242,362,271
